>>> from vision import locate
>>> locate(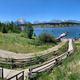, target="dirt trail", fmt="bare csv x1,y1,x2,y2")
2,39,73,80
0,39,67,59
68,39,73,51
31,39,73,72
